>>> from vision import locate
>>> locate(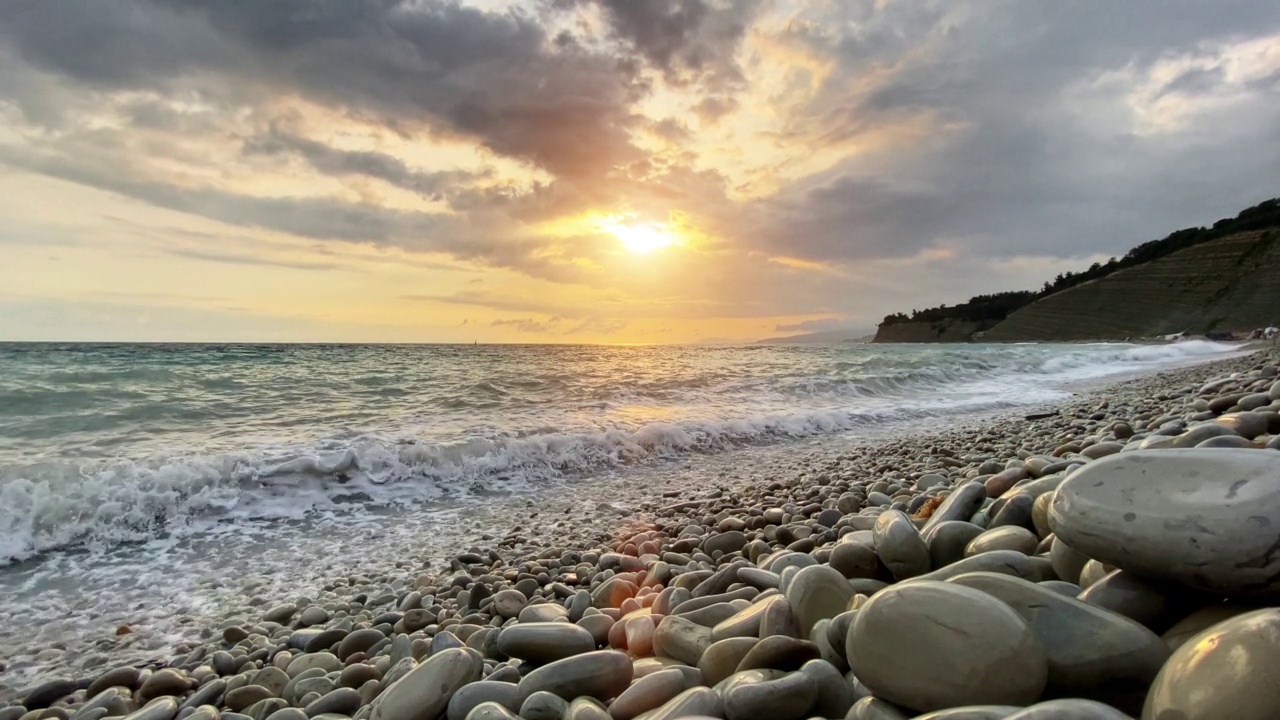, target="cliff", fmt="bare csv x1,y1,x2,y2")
979,229,1280,341
872,319,995,343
